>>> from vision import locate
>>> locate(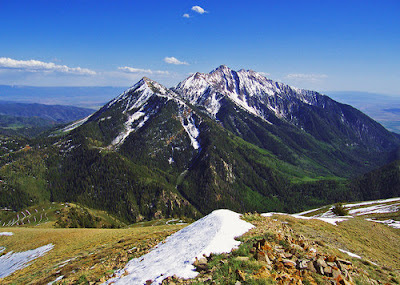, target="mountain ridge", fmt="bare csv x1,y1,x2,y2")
1,65,399,223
